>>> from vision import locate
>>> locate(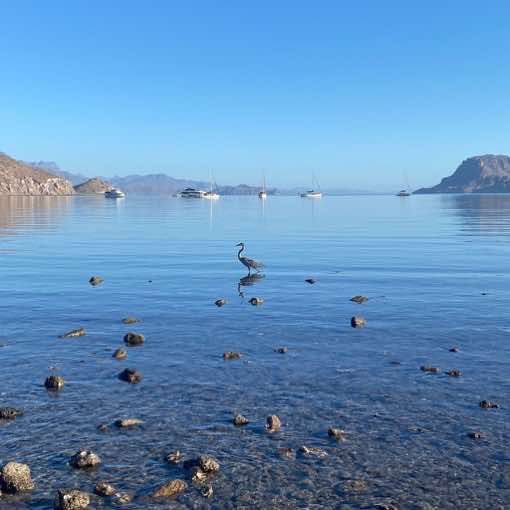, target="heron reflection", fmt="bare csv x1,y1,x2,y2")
237,273,265,298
